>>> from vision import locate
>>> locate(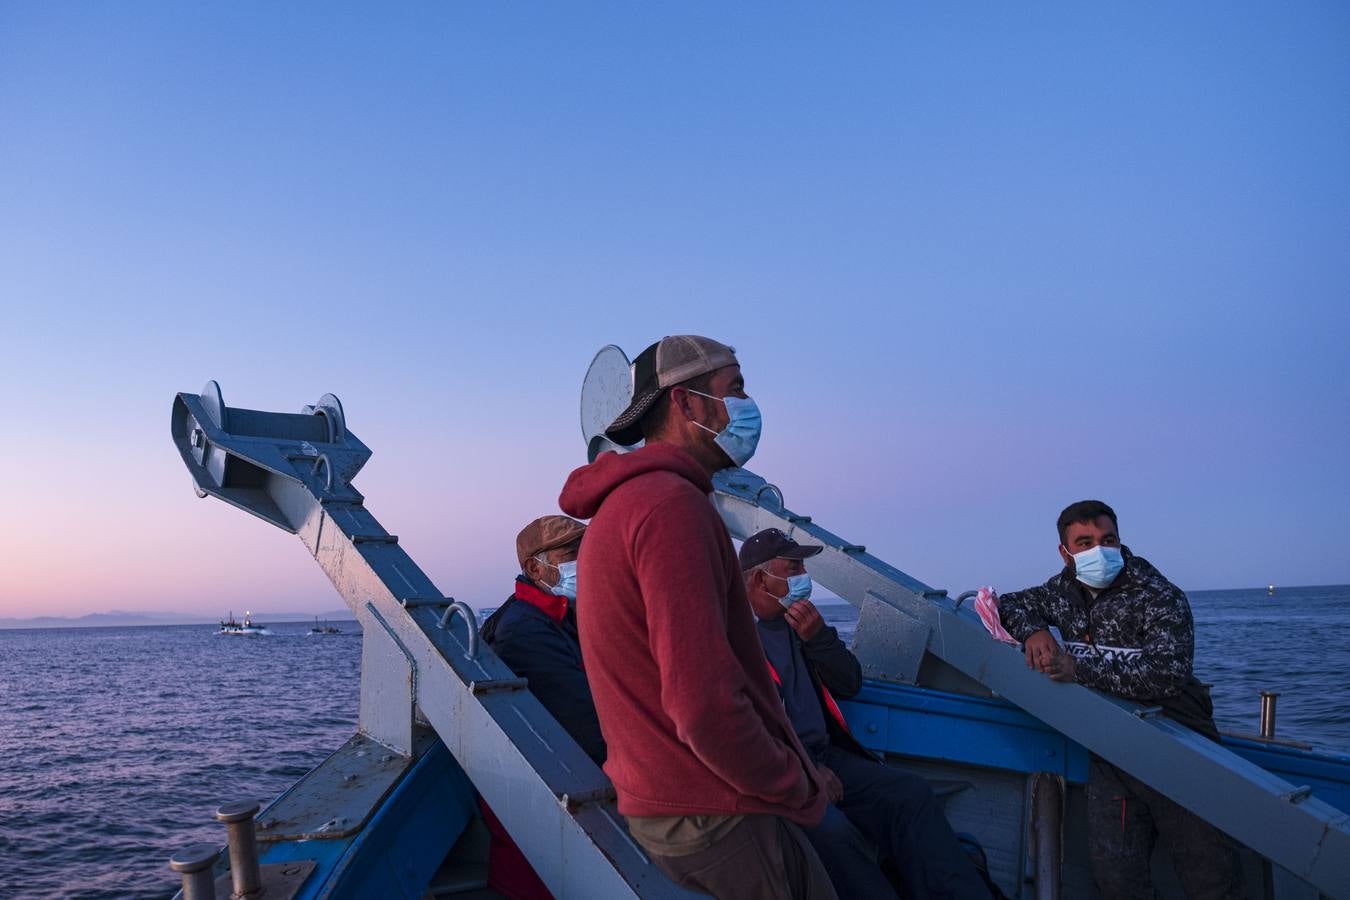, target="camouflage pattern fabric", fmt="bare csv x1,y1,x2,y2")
997,548,1194,700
